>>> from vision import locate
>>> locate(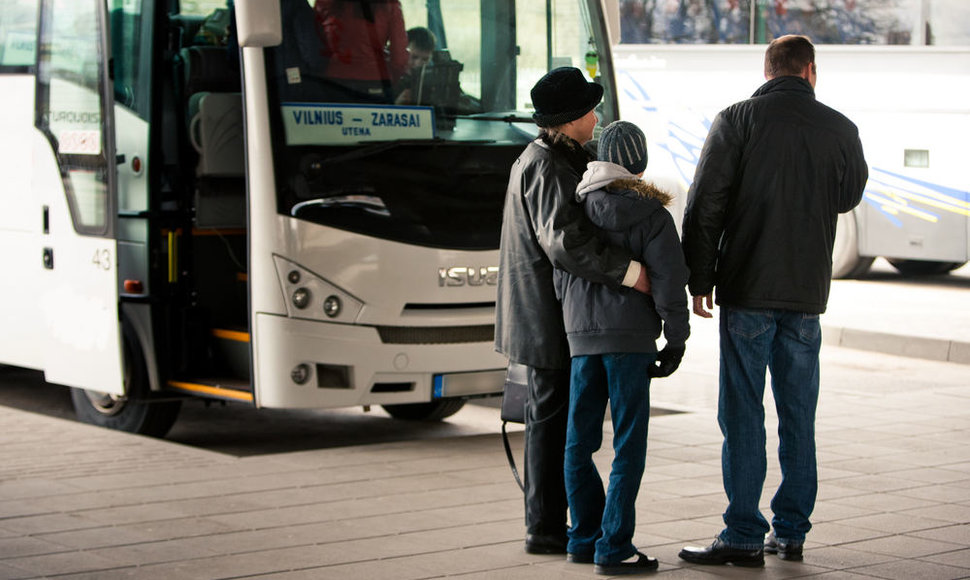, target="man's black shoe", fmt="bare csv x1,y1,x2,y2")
567,552,594,564
678,538,764,567
764,533,804,561
524,533,567,555
594,551,659,575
